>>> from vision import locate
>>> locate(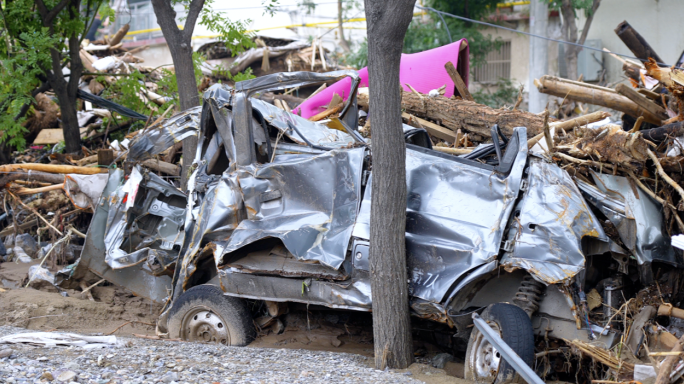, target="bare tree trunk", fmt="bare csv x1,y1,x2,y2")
337,0,351,53
151,0,205,189
35,0,84,153
561,0,601,81
365,0,416,371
